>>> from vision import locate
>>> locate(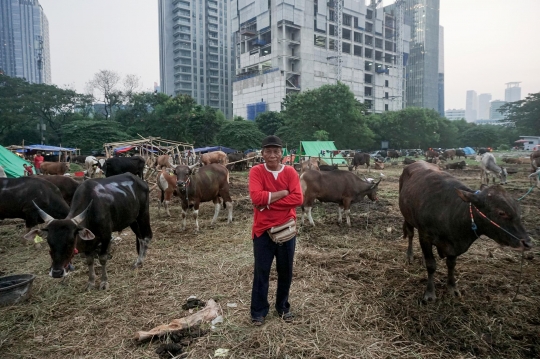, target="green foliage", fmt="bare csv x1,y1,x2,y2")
255,111,284,135
187,106,222,147
313,130,329,141
216,110,226,122
499,92,540,135
233,115,245,122
498,144,510,150
281,82,373,149
216,121,265,151
457,125,517,148
61,119,131,153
